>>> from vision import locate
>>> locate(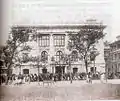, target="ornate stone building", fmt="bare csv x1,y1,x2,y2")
12,21,106,75
104,36,120,78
